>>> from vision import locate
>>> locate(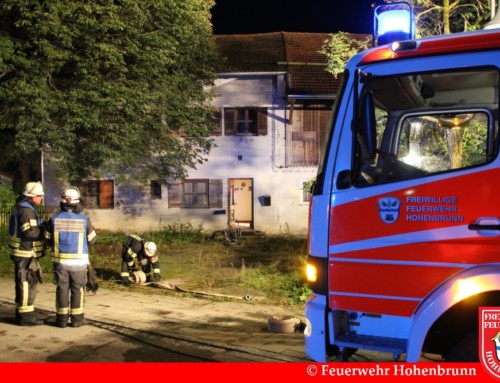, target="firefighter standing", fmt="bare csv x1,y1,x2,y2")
120,235,160,286
8,182,47,326
45,186,97,328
